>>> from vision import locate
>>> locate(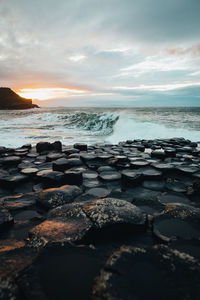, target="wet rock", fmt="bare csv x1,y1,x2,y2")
151,150,166,159
83,198,145,229
29,202,92,243
1,193,36,211
74,143,87,151
46,152,65,162
82,170,98,180
99,171,121,181
97,166,116,173
18,162,35,169
1,174,28,189
153,203,200,240
151,162,174,173
82,179,103,189
53,158,83,172
85,187,110,198
36,142,52,153
37,170,65,187
1,156,21,166
20,167,39,176
0,208,13,233
166,181,187,193
64,168,83,185
93,245,200,300
142,180,165,191
63,147,80,155
121,170,142,186
37,185,82,209
14,210,42,222
32,183,43,193
176,165,199,175
158,192,190,205
130,160,150,169
138,167,162,180
52,141,62,151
